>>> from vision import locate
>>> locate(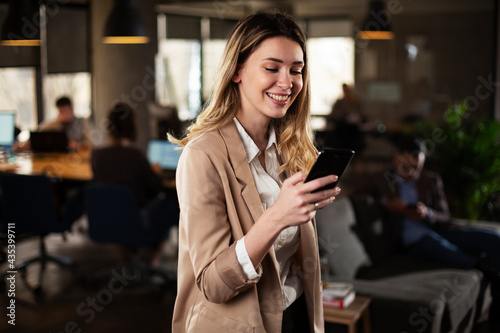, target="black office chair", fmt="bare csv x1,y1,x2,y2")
84,183,177,291
0,173,78,294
